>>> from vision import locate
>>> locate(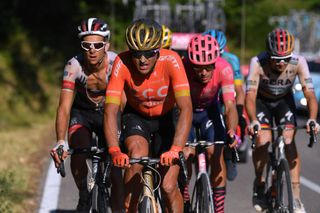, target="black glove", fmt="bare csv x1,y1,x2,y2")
236,104,247,141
